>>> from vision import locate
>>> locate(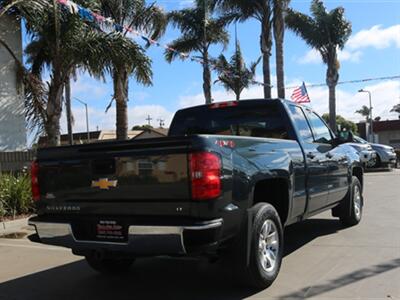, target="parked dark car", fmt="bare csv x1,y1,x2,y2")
29,99,364,289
